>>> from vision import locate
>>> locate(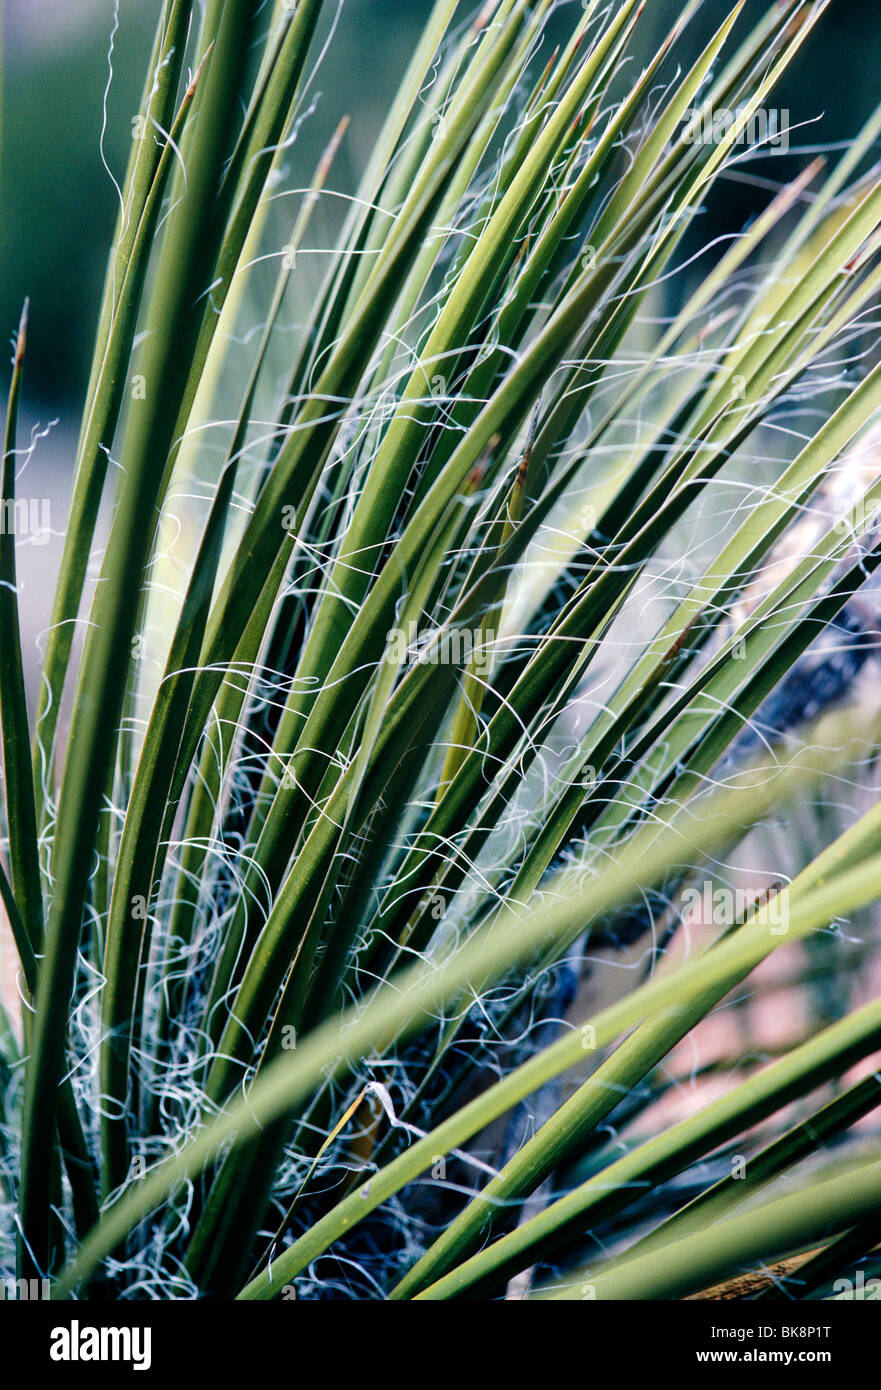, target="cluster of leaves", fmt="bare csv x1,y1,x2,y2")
2,0,881,1300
